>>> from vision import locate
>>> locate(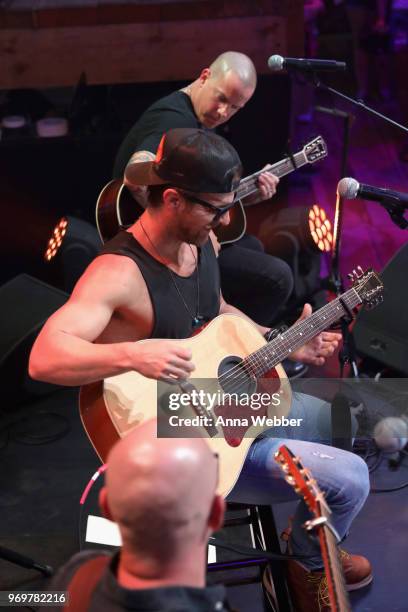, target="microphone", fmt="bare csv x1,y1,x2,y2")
337,177,408,208
268,55,347,72
373,417,408,453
